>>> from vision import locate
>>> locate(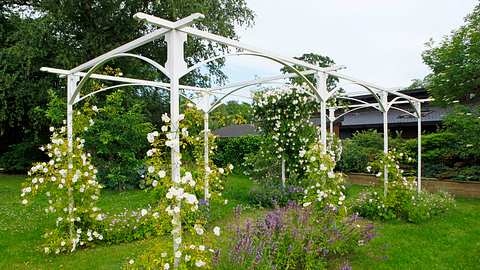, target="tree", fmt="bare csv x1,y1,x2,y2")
0,1,255,171
210,101,253,129
280,53,339,90
422,4,480,105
